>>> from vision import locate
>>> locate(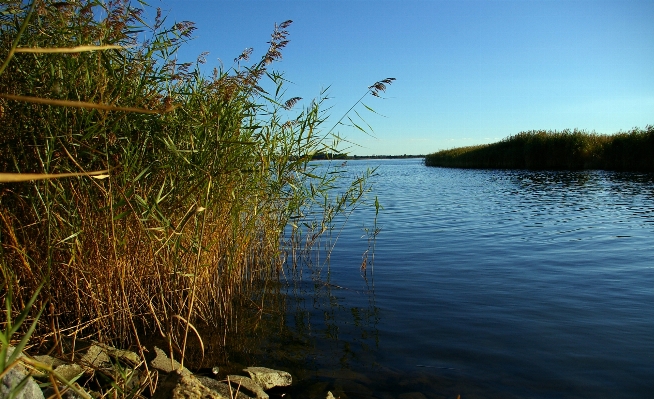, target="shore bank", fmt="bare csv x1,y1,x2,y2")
425,126,654,171
3,343,303,399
